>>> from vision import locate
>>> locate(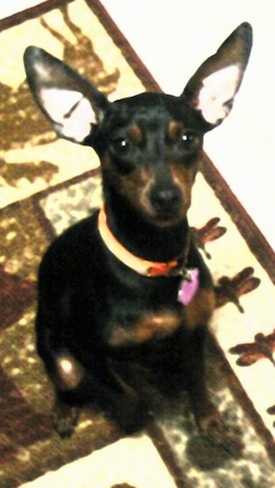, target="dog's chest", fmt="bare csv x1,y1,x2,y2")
105,286,214,348
107,310,182,347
